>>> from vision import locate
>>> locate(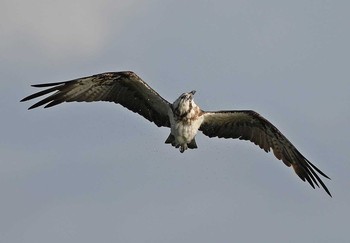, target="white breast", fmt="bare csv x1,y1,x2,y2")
168,106,204,145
